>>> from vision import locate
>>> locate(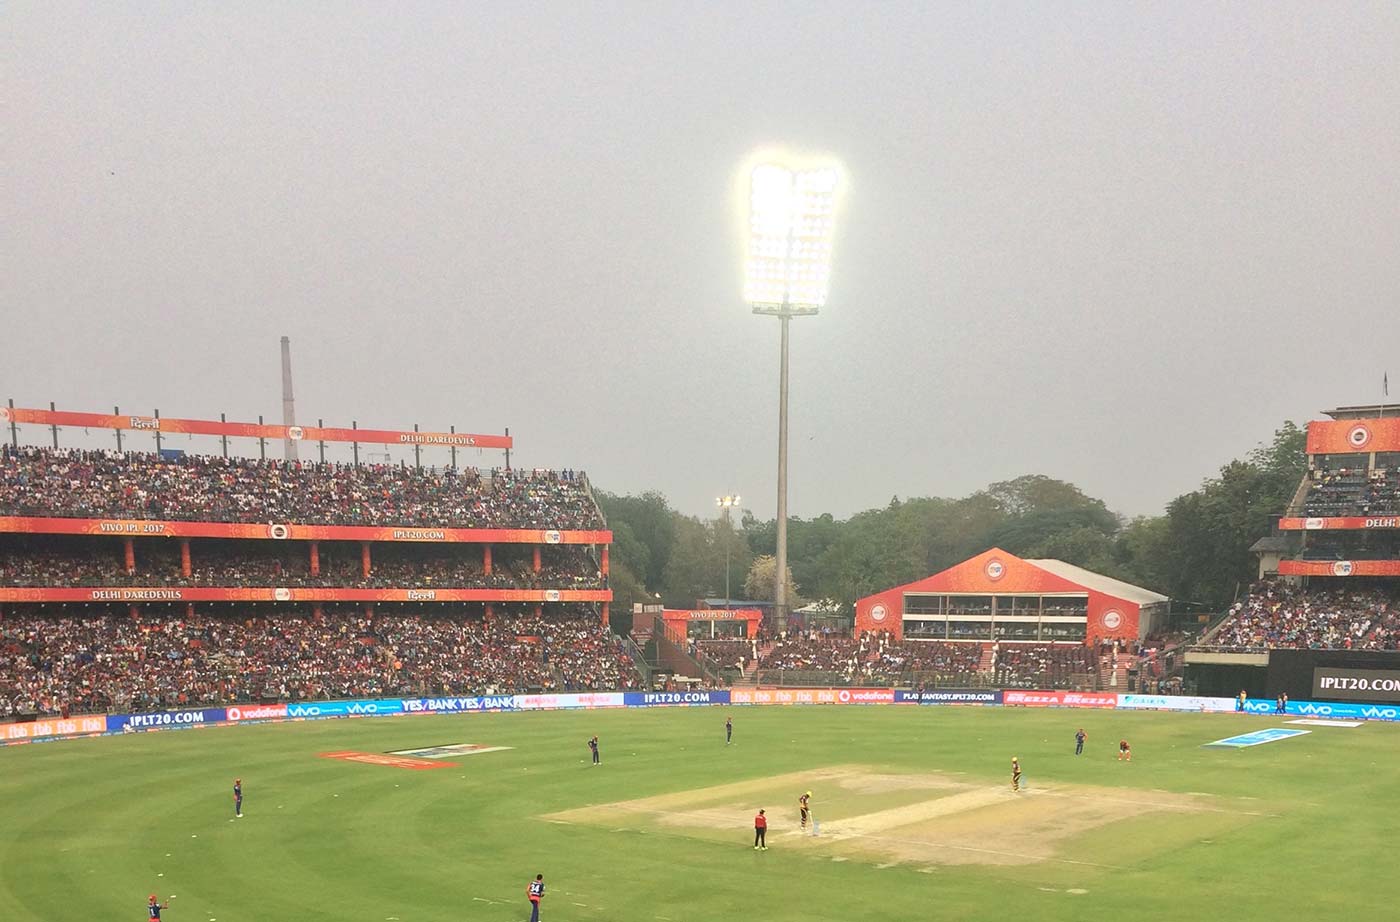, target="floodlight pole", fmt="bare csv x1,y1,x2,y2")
775,312,791,631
